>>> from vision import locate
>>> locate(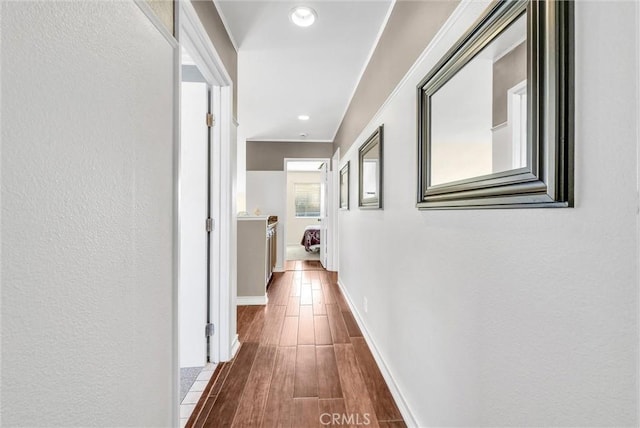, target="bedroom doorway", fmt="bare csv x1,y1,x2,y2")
283,159,331,267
